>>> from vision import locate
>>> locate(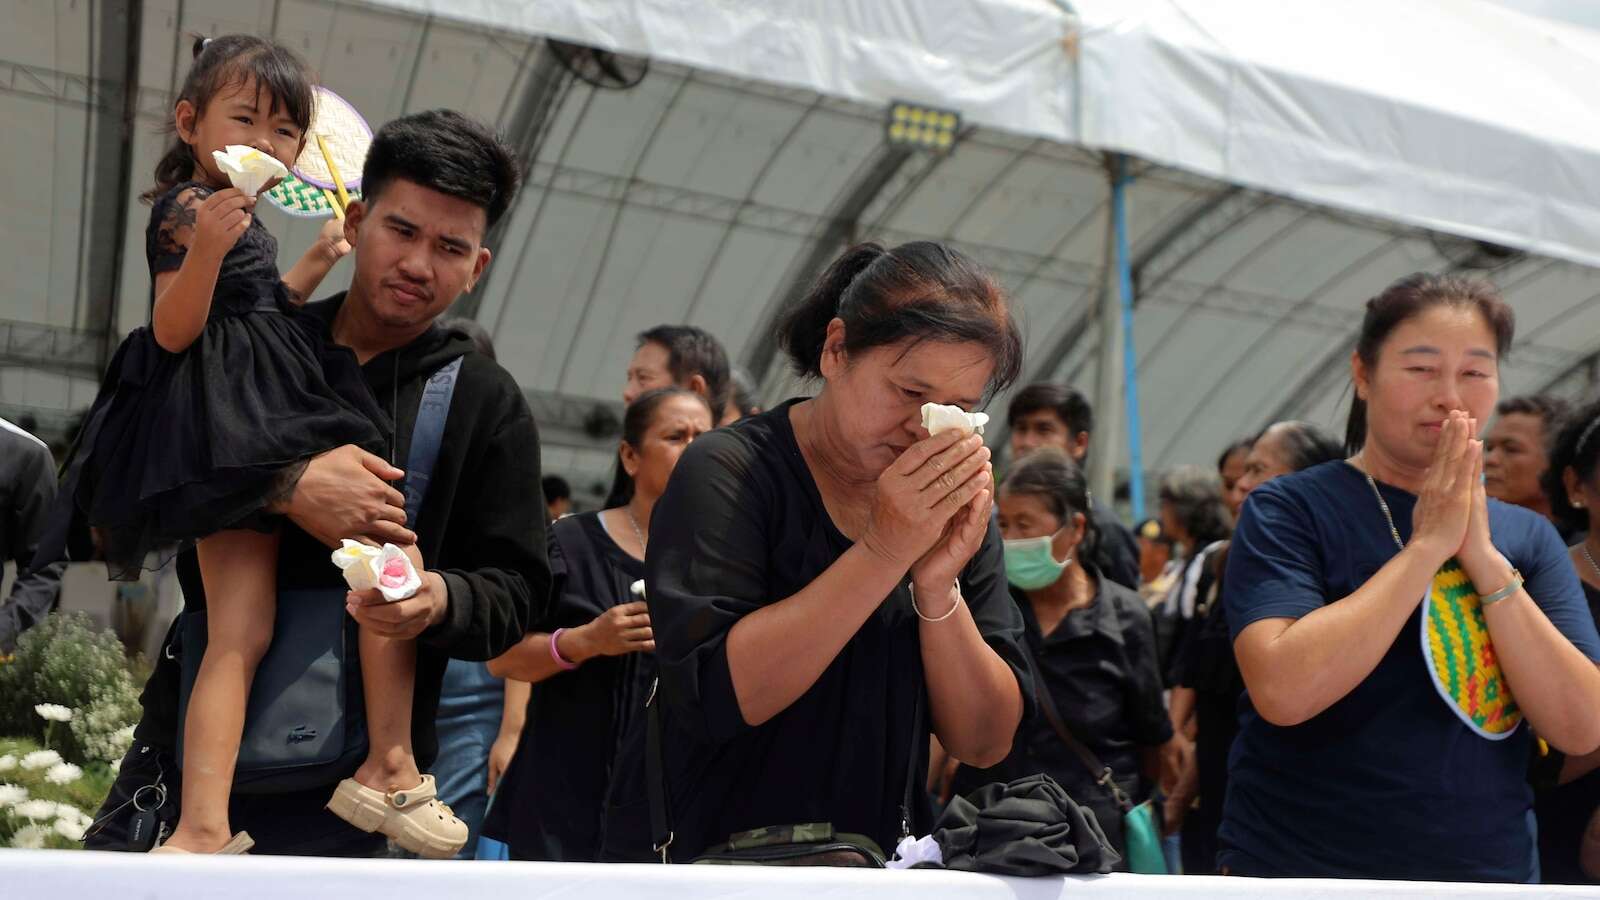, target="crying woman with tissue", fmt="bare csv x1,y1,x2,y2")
39,36,465,856
644,240,1036,862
